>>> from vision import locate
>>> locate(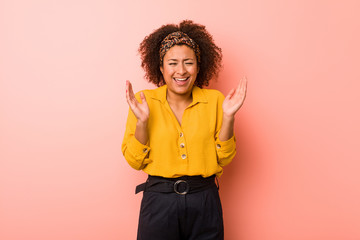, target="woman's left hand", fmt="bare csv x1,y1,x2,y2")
222,76,247,117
